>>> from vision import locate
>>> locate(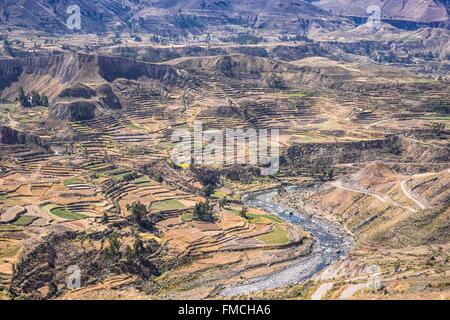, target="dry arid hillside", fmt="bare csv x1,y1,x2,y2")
314,0,450,22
